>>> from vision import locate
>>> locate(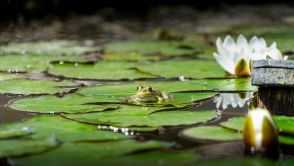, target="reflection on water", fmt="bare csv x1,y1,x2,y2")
214,92,253,110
